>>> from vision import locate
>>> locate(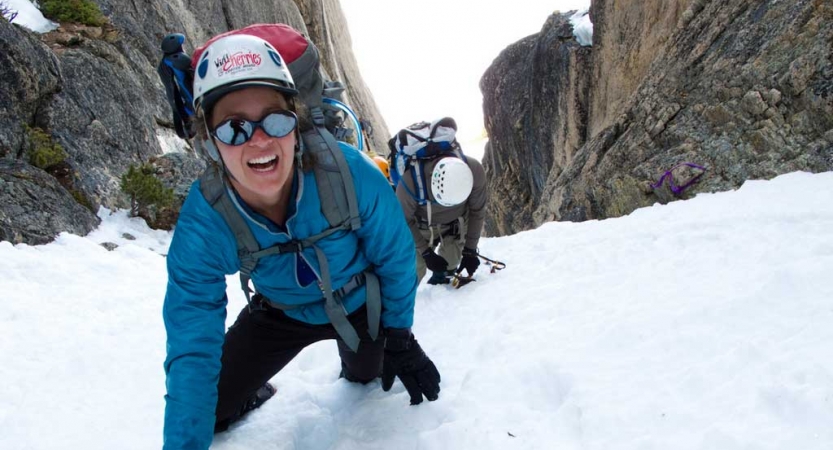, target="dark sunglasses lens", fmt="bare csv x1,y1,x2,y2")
214,119,253,145
262,112,297,138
